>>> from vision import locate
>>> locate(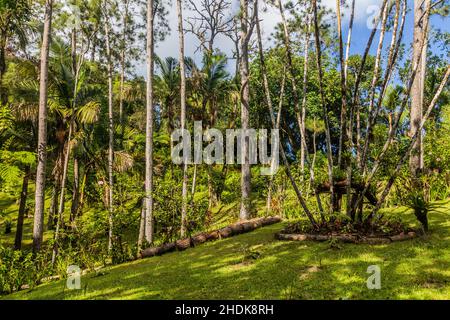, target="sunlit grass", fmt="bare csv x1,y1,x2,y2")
2,200,449,300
